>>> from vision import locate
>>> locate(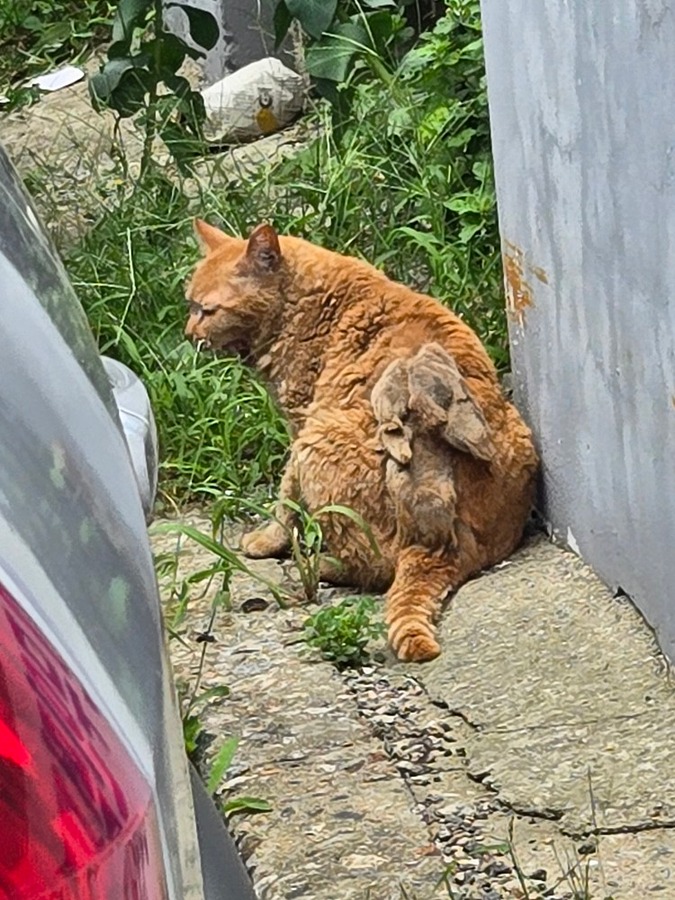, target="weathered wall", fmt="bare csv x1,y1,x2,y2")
481,0,675,660
164,0,282,86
